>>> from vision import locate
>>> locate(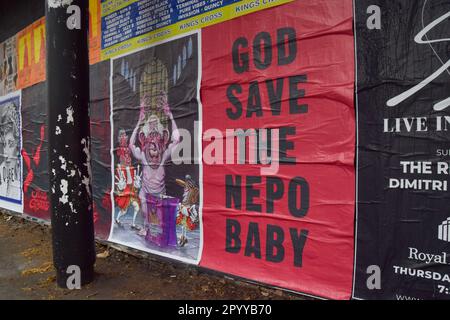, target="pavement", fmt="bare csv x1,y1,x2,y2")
0,211,306,300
